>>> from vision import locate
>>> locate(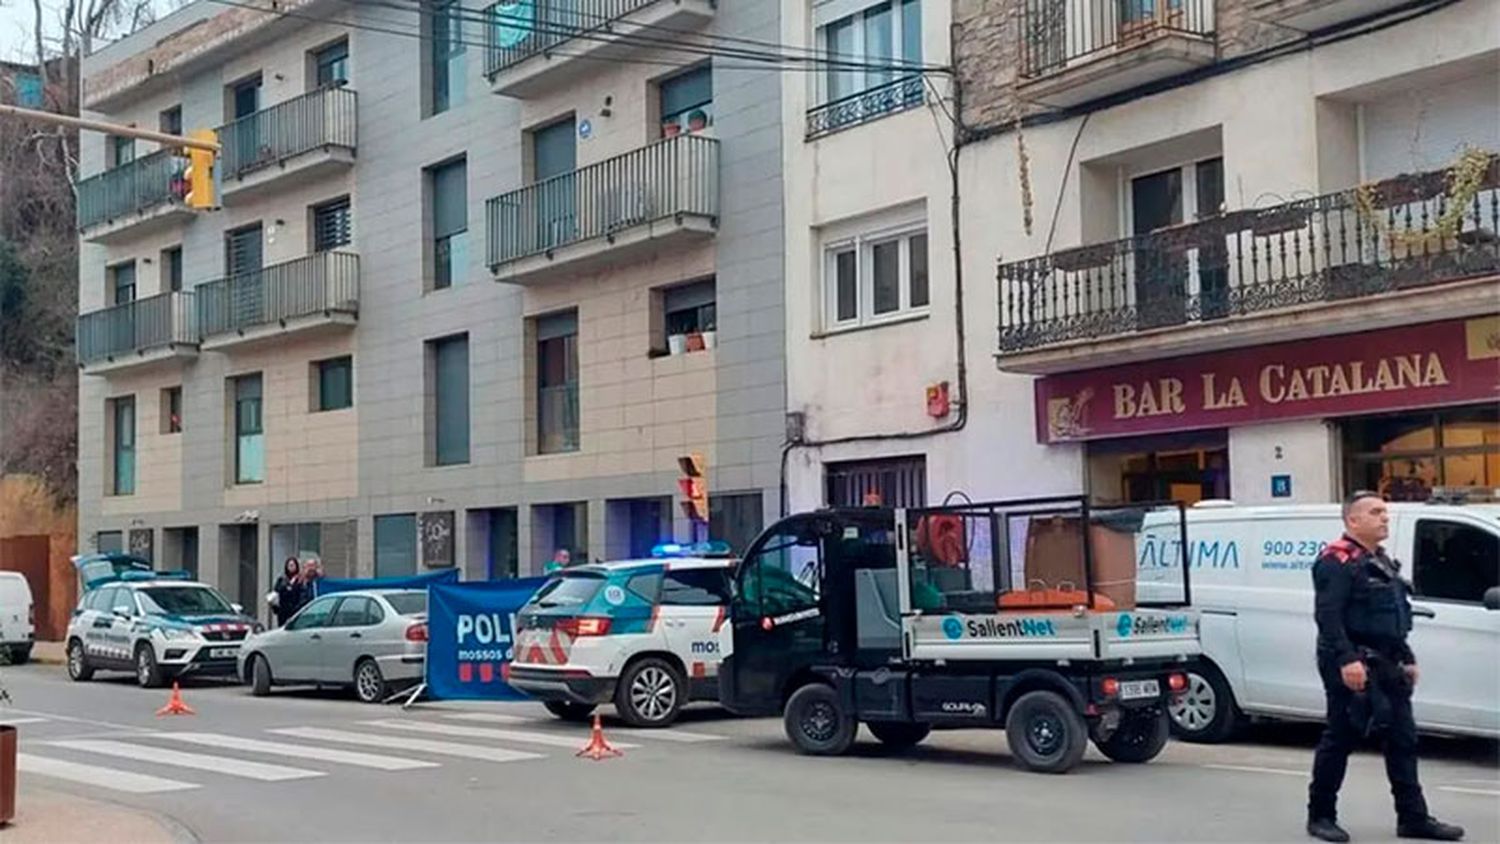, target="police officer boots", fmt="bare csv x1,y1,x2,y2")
1307,818,1350,843
1397,816,1465,841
